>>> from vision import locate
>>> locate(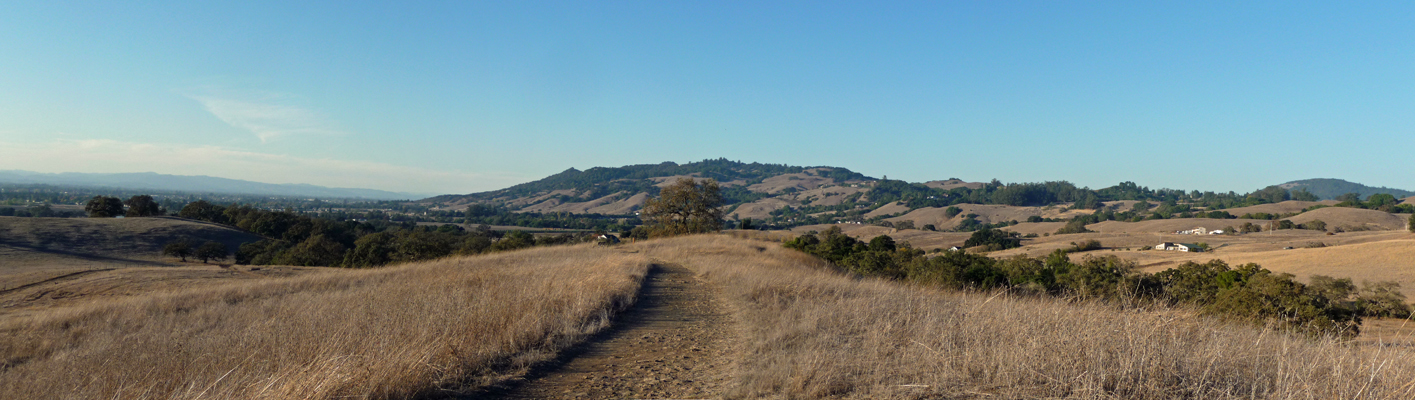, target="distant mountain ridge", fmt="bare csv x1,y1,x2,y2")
1278,178,1414,200
0,170,425,200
